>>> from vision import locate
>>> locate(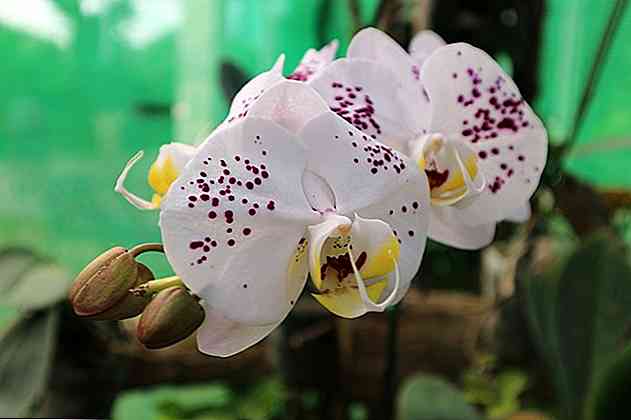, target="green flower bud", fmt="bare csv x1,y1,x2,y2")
137,286,205,349
69,247,139,317
87,263,154,321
